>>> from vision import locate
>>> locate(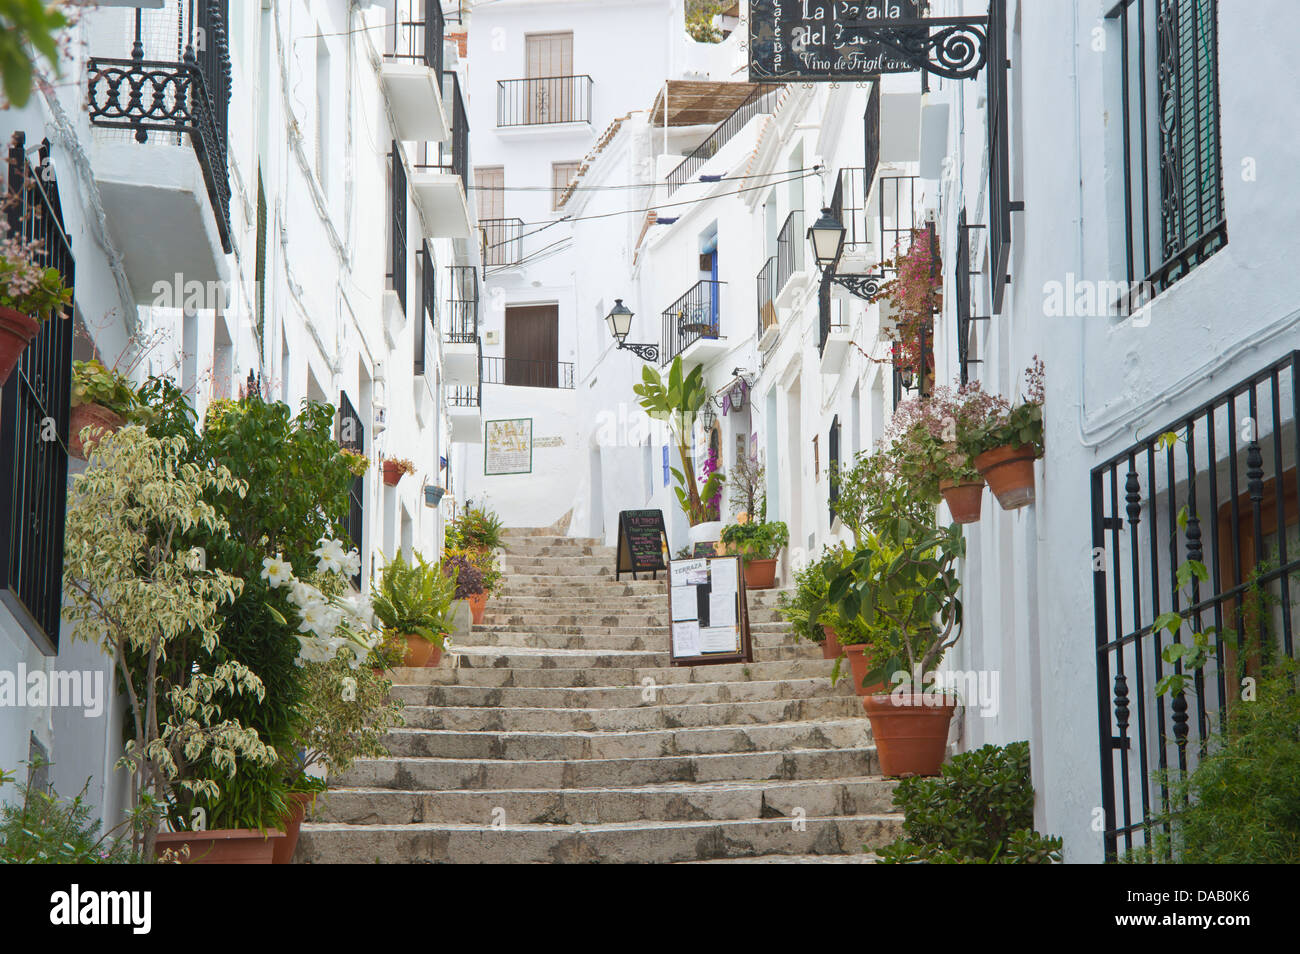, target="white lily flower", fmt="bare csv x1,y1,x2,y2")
260,554,292,589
